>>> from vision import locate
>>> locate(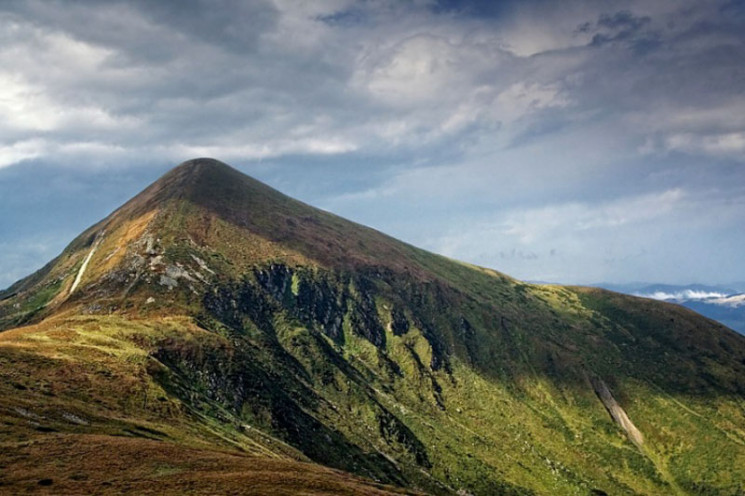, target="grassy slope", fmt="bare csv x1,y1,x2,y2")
2,159,745,495
0,315,420,495
2,434,418,496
